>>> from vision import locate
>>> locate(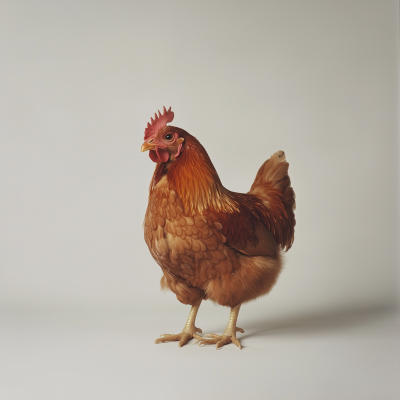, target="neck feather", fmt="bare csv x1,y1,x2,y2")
166,135,238,215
